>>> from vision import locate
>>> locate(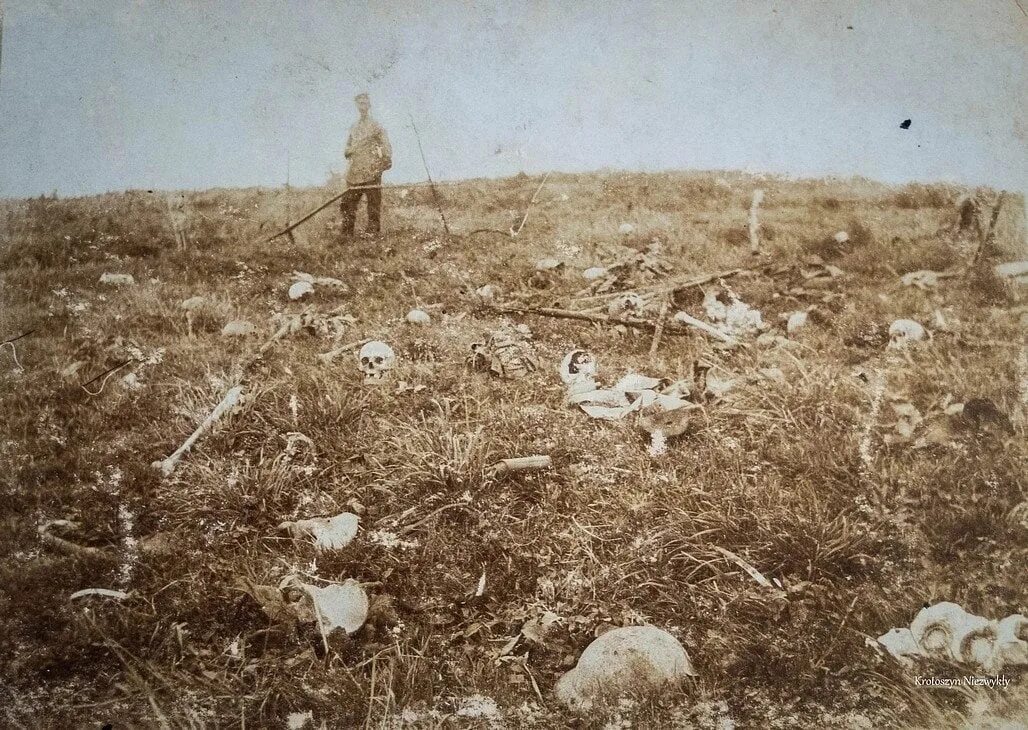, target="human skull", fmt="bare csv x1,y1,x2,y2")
357,341,396,383
558,349,598,388
607,292,645,316
888,319,926,349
